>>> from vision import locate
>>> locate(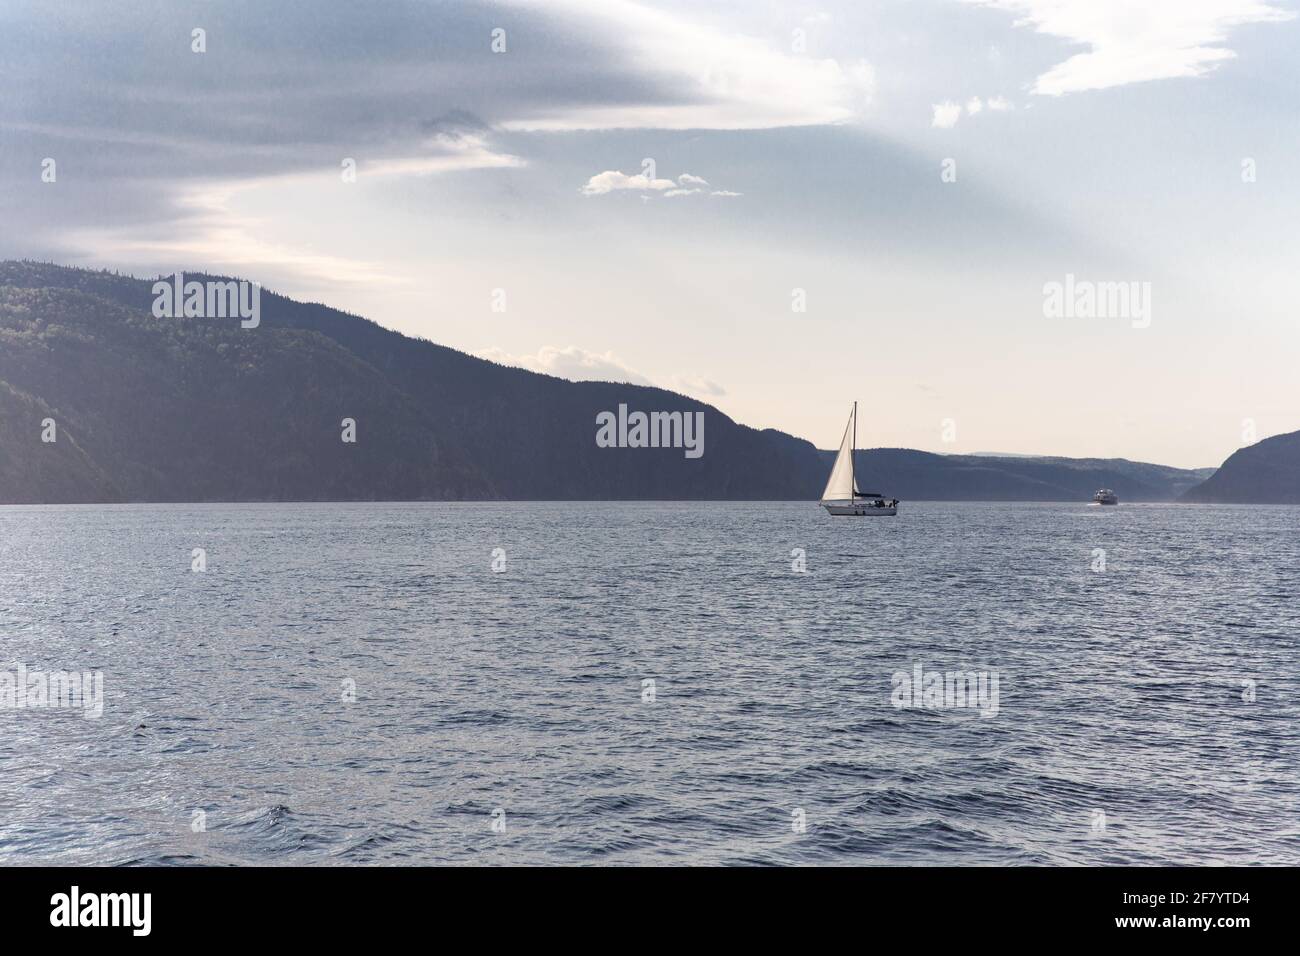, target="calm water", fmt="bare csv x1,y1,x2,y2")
1,501,1296,866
